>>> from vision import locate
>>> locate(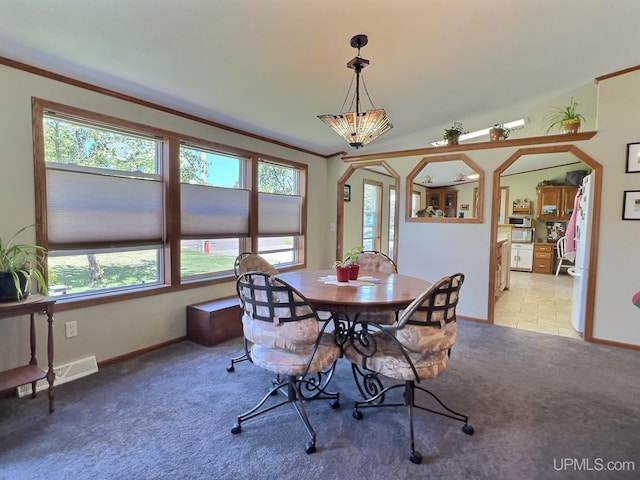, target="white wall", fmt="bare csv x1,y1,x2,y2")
0,65,329,369
582,70,640,342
